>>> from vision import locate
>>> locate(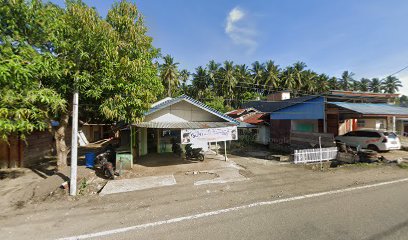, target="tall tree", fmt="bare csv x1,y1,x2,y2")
207,60,220,90
1,0,164,168
359,78,371,92
263,60,280,90
315,74,330,93
382,76,402,94
251,61,264,89
339,71,355,90
302,70,318,93
179,69,190,94
0,0,66,154
234,64,251,103
160,55,179,97
370,78,383,93
293,61,307,92
220,61,237,106
191,66,208,100
281,66,296,91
